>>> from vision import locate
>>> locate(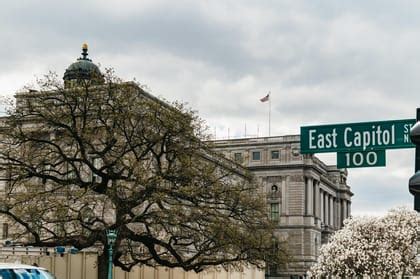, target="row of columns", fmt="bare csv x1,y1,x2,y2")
305,177,350,229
